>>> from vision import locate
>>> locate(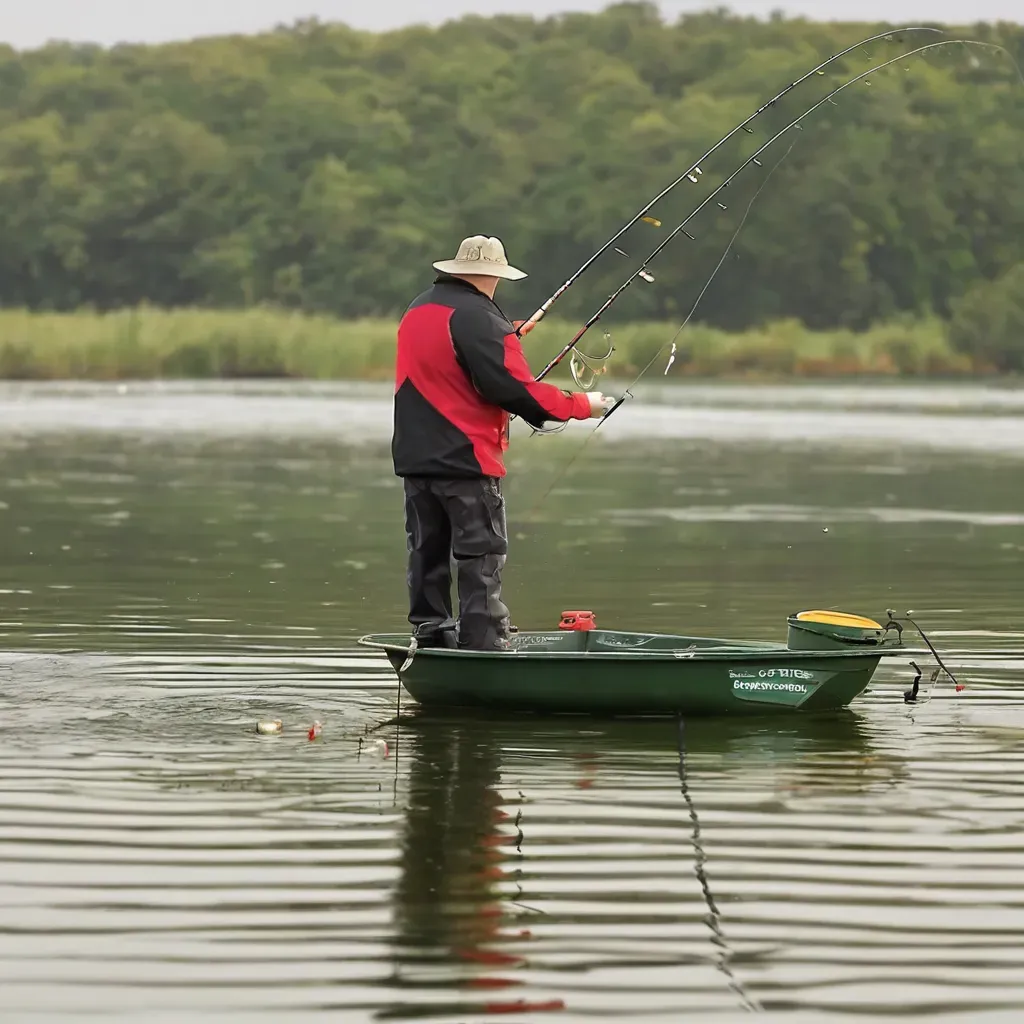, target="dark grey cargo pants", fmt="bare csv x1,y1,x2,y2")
402,476,511,651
